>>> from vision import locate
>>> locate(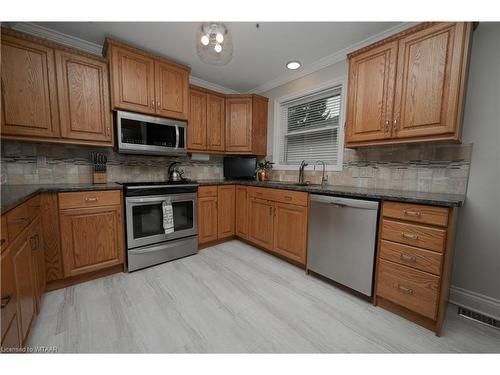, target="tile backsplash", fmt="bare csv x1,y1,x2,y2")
0,141,223,184
1,141,472,195
269,143,473,195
